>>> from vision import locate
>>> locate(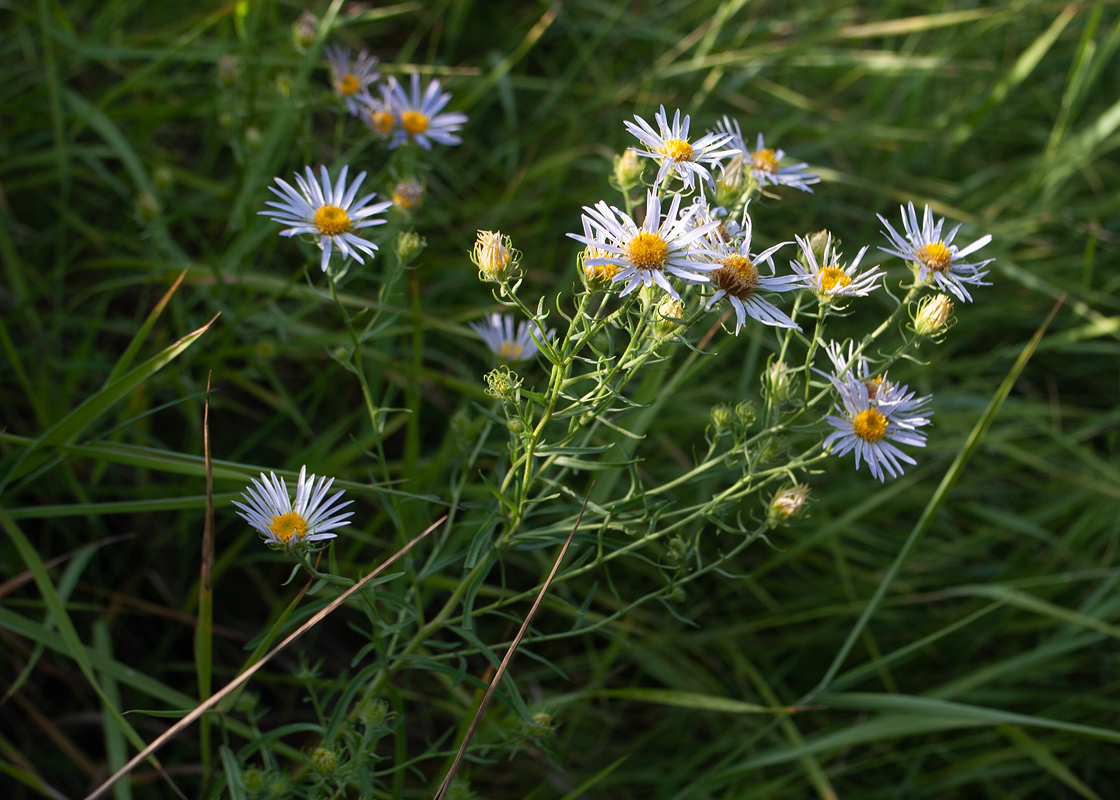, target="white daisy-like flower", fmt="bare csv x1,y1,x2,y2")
791,233,881,300
469,313,554,362
260,165,392,272
624,106,738,190
715,117,820,193
702,215,800,333
234,466,354,550
821,340,912,413
688,198,743,242
823,371,932,482
386,73,468,150
877,202,993,302
325,45,380,116
567,189,720,300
